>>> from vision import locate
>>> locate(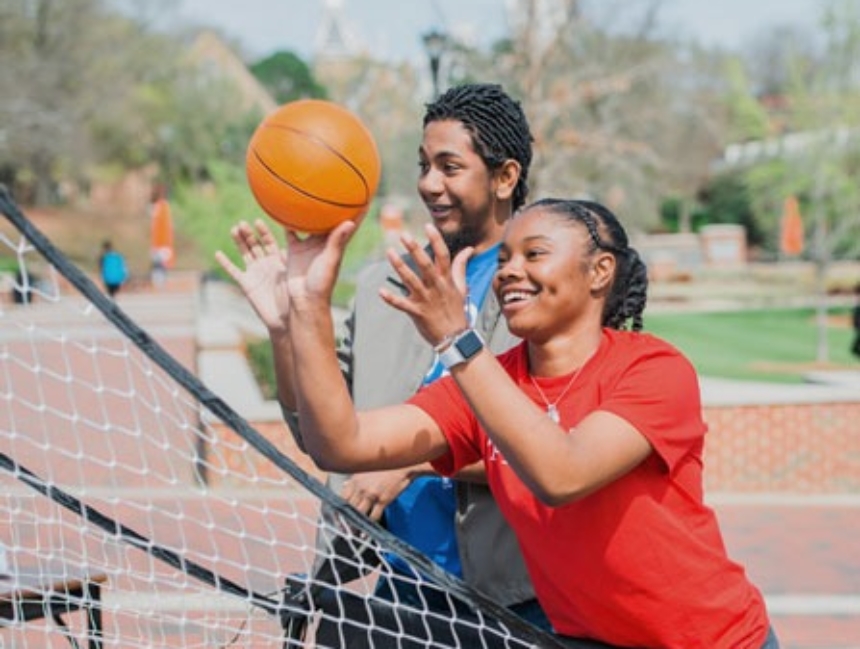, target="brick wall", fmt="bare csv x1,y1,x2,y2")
205,402,860,494
703,402,860,493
